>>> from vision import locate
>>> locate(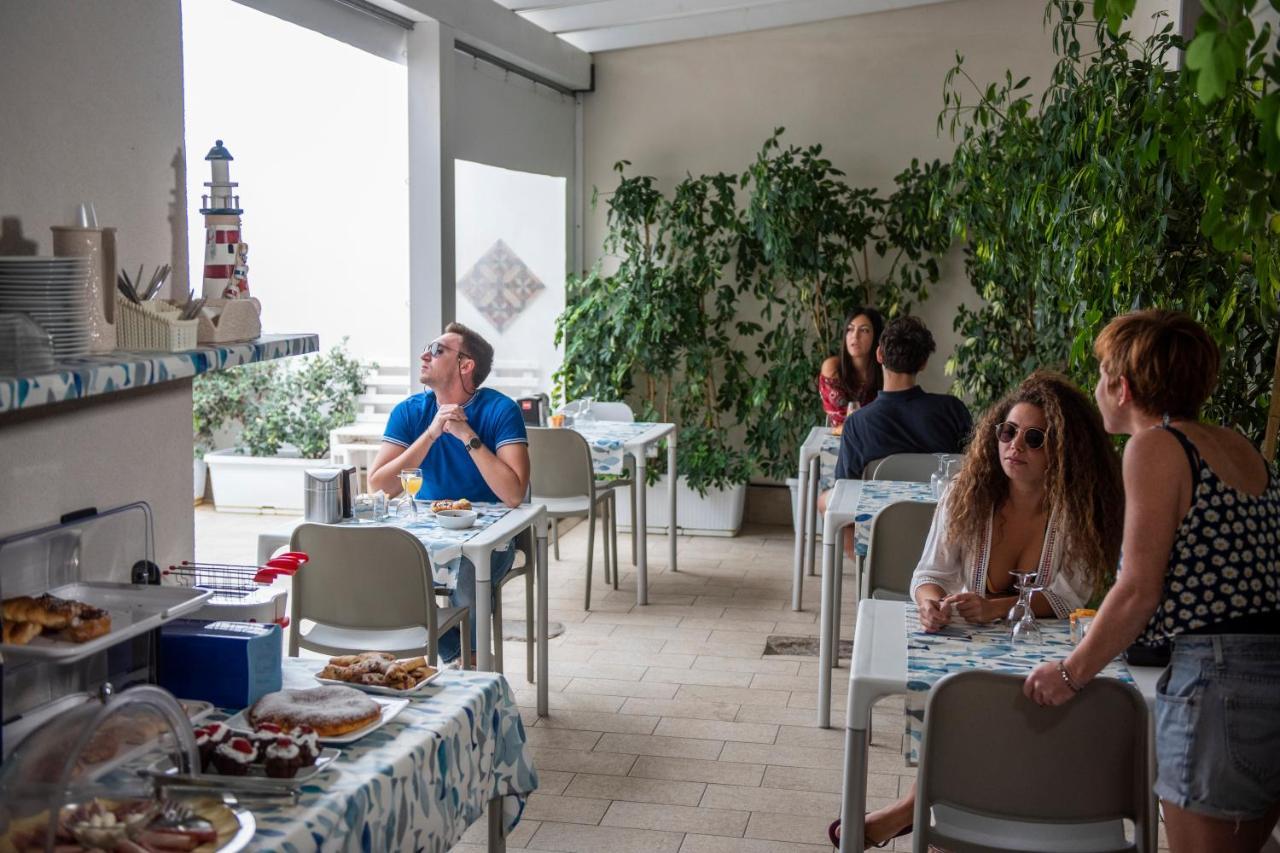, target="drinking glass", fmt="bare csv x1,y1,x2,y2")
930,453,950,499
578,396,596,424
399,468,422,519
1008,571,1044,645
